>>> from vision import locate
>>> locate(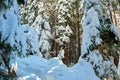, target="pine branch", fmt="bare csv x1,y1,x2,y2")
0,69,8,76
